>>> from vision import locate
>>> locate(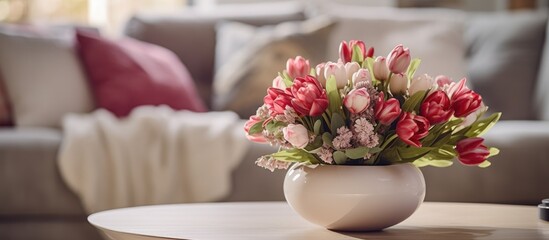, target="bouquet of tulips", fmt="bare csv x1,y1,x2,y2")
244,40,501,171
